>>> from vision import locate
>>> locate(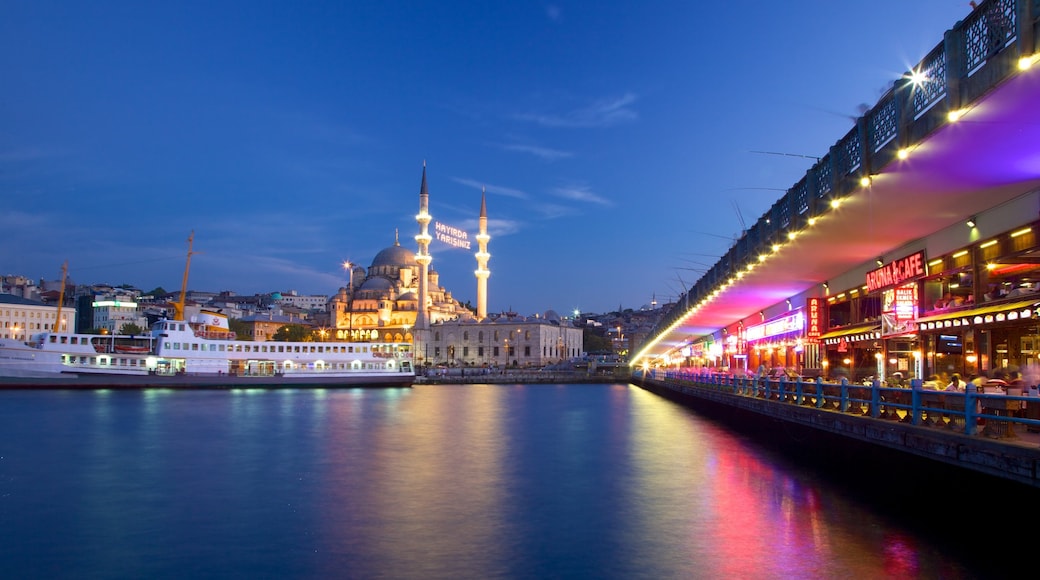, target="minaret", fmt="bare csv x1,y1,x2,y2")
414,162,433,330
474,187,491,321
